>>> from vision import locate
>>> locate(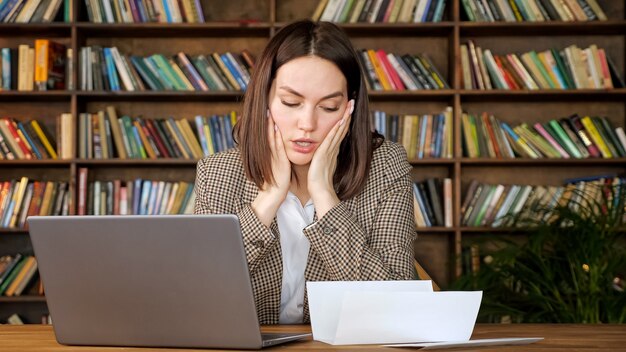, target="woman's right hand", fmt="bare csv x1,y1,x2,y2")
251,110,291,228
